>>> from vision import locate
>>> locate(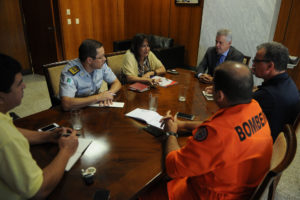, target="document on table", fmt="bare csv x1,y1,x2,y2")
125,108,163,129
151,76,177,87
89,102,125,108
65,138,92,171
202,91,214,101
